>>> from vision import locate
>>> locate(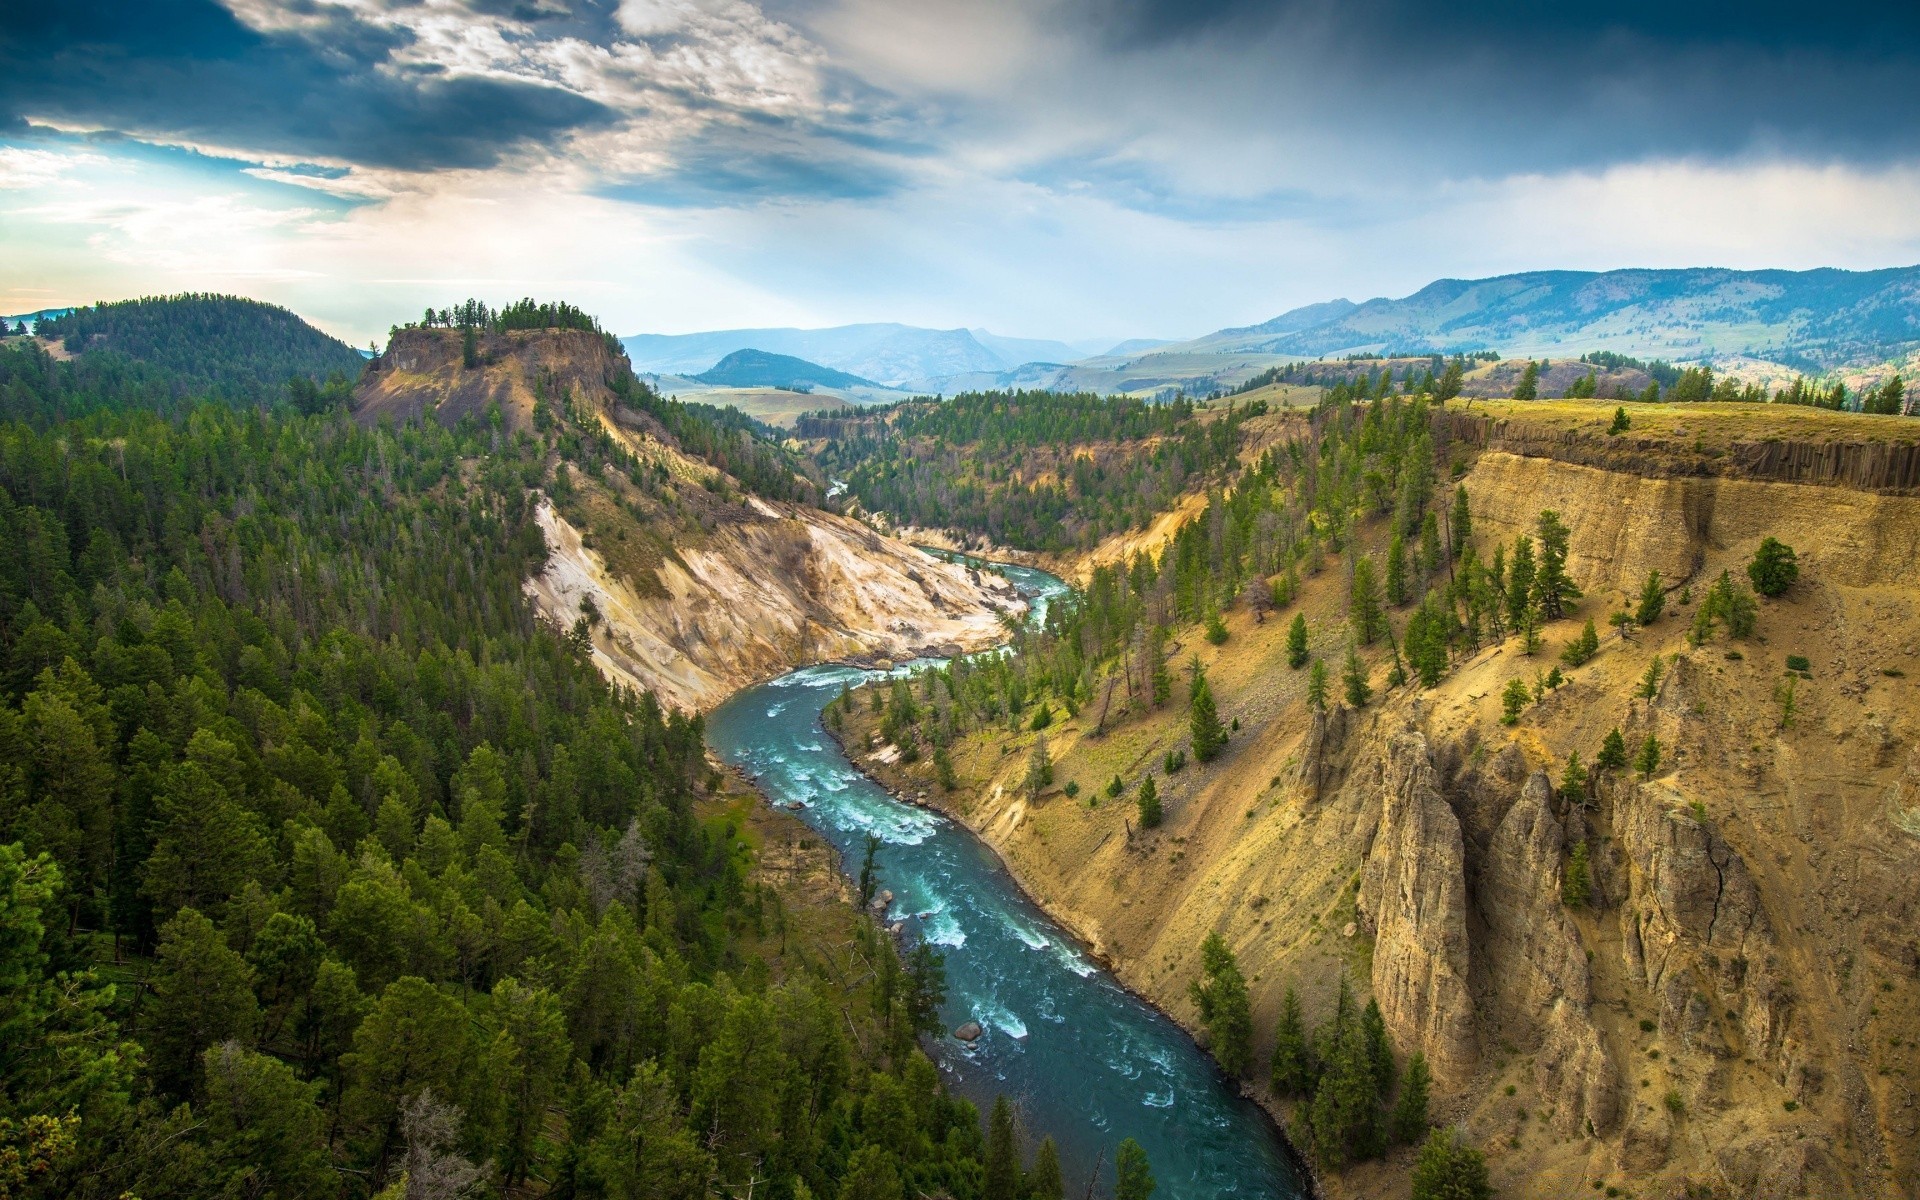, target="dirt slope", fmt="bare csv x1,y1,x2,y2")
848,420,1920,1198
